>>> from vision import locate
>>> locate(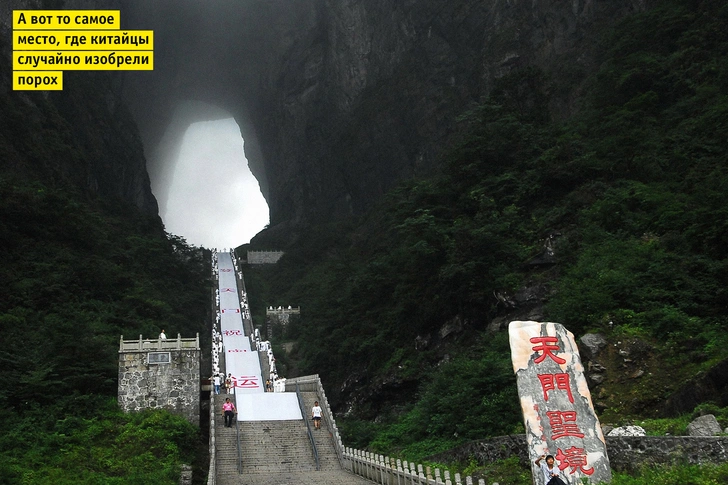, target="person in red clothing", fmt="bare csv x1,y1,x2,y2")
222,397,237,427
